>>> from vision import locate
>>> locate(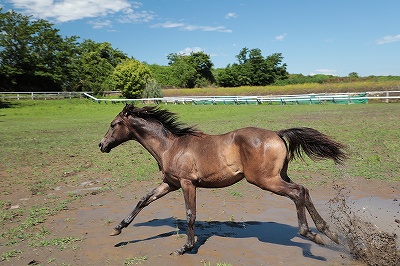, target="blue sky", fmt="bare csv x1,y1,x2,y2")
1,0,400,76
